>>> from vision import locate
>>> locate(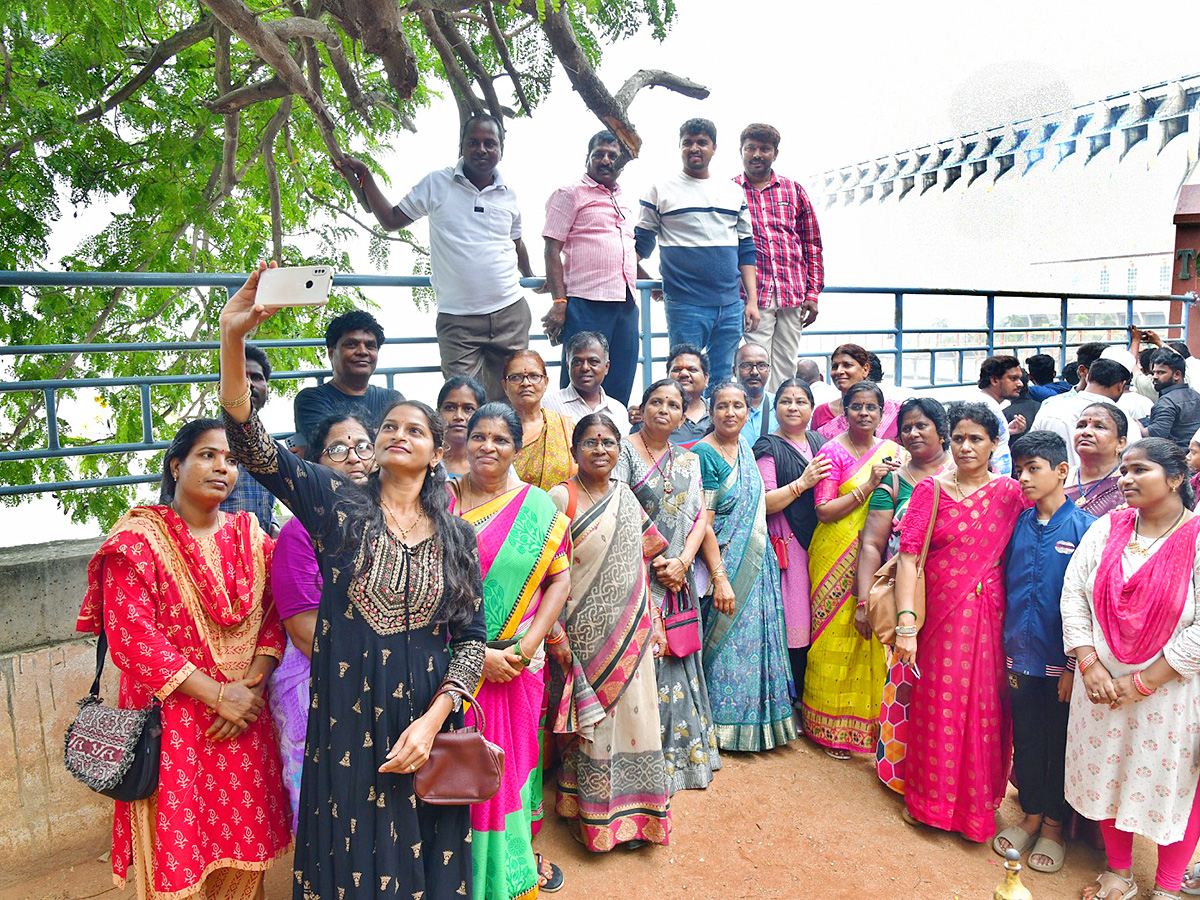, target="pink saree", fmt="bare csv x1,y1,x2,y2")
897,476,1026,842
